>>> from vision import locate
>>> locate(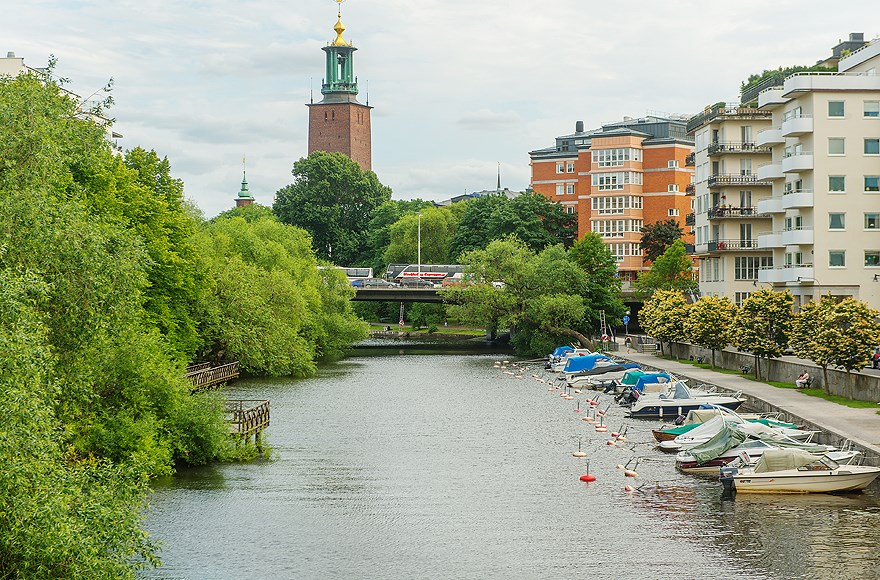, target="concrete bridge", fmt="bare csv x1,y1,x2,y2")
353,287,443,303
